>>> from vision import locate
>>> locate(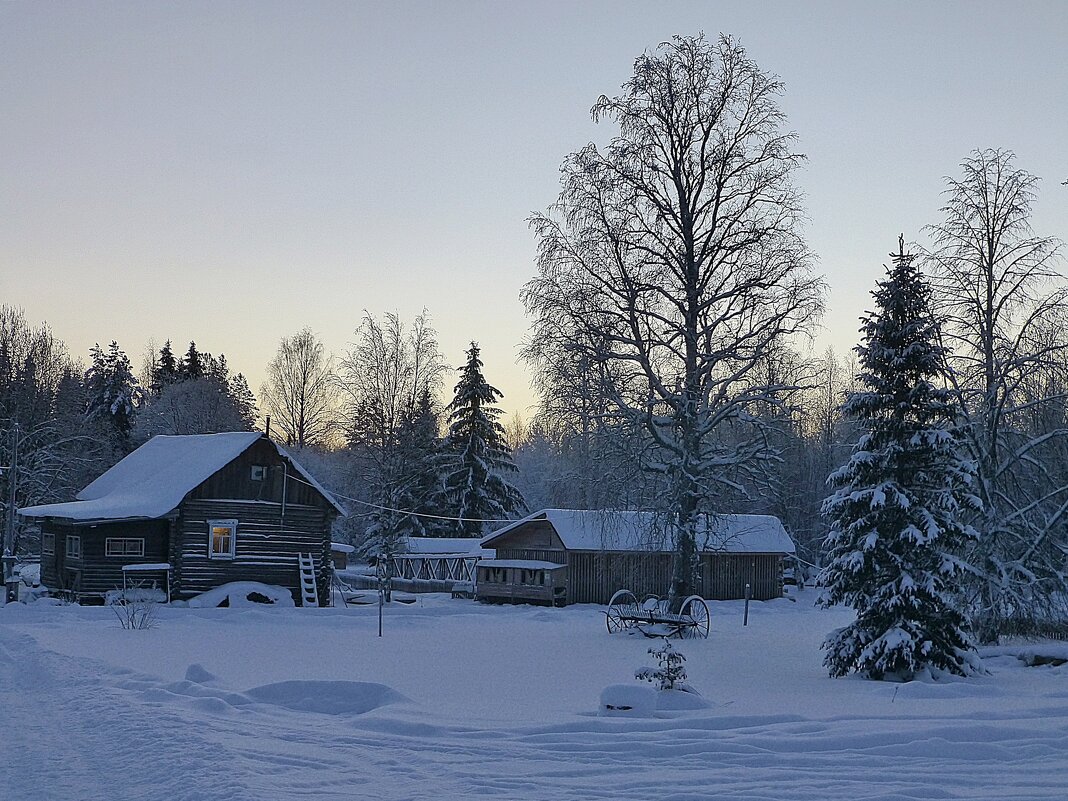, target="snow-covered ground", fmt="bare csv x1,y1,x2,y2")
1,591,1066,800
